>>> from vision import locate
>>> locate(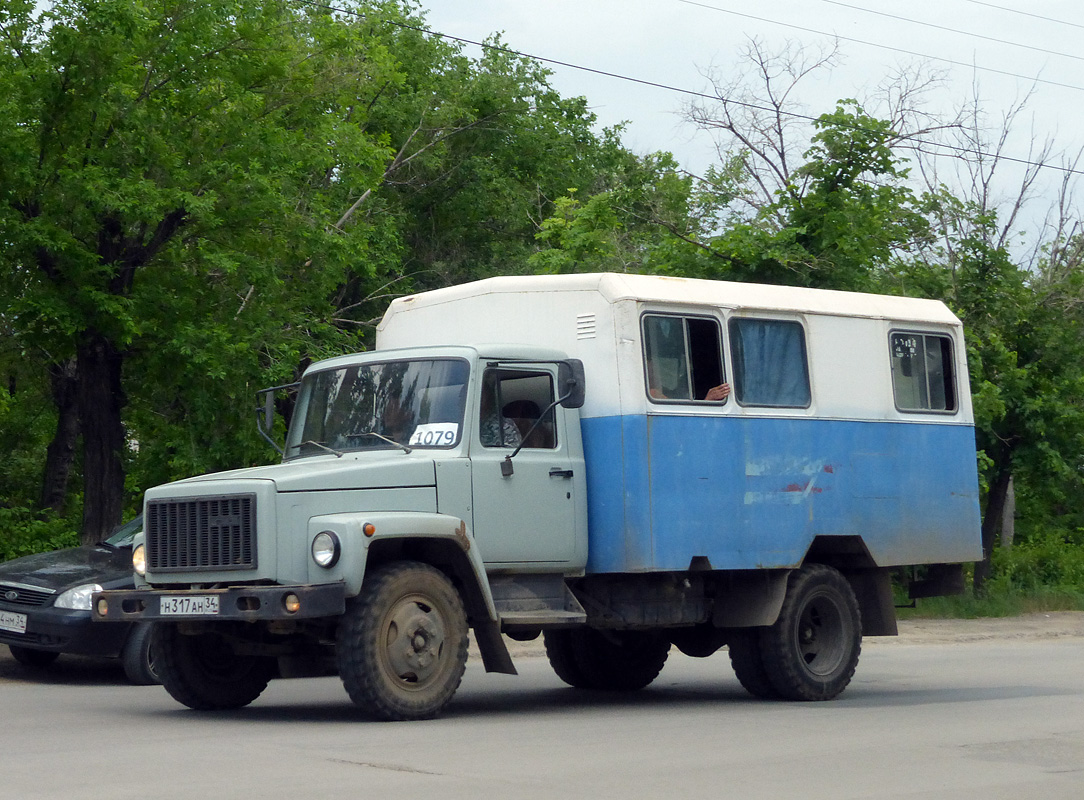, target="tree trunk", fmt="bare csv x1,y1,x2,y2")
77,332,126,544
1000,476,1015,550
39,359,81,515
974,464,1013,595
